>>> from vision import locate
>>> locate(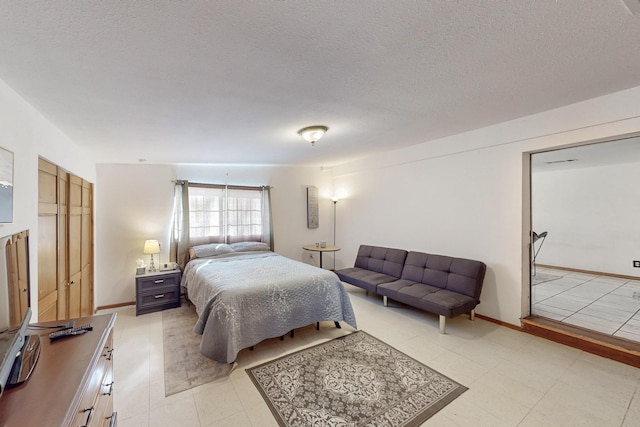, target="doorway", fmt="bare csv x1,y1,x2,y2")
529,135,640,342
